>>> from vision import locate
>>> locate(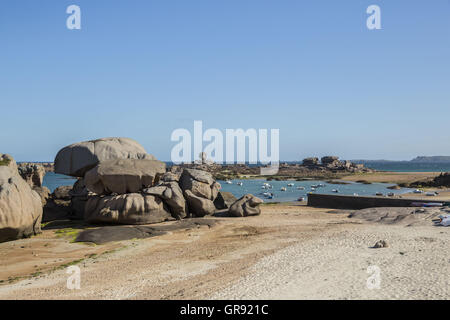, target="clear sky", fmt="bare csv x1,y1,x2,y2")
1,0,449,162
